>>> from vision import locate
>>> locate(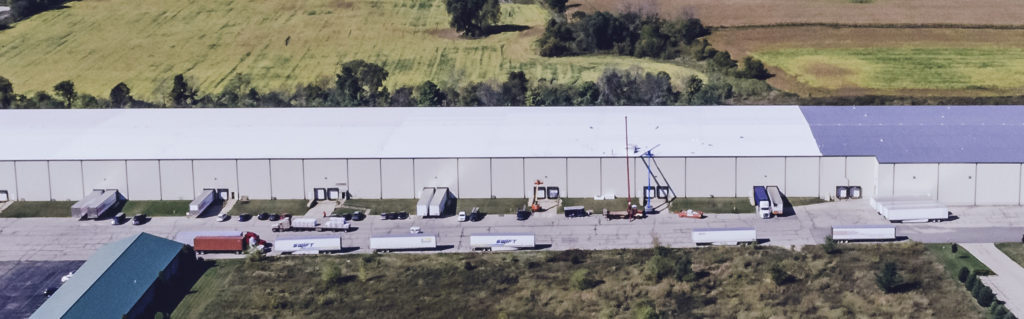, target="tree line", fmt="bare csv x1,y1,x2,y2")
0,60,743,109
